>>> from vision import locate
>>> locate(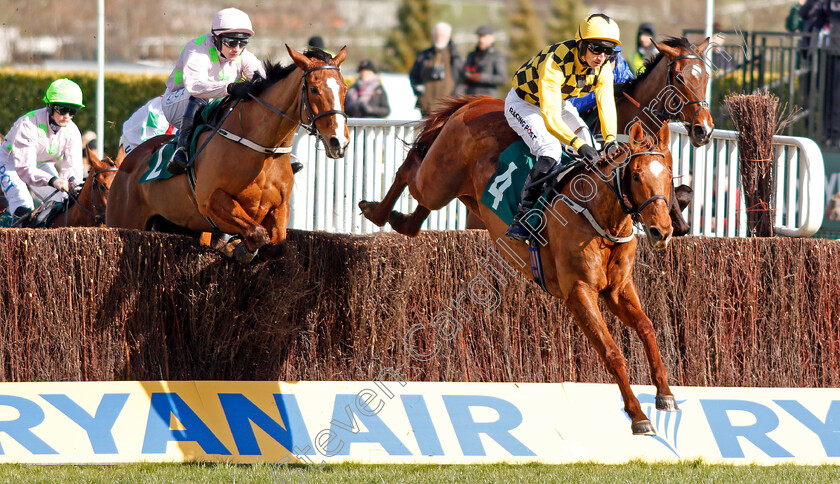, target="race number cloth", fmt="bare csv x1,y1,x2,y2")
480,139,573,227
139,99,225,184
